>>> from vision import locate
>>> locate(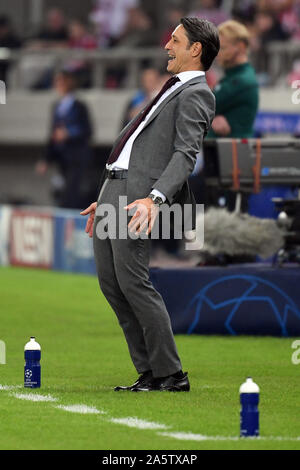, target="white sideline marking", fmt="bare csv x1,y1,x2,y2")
158,432,300,442
56,404,104,414
3,384,300,443
262,436,300,441
159,432,239,441
13,393,58,402
110,417,169,430
0,384,22,391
